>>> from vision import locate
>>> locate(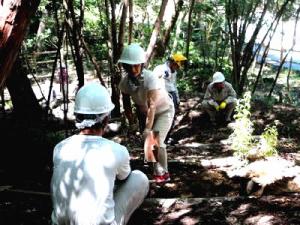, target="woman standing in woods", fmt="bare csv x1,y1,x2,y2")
118,43,174,183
